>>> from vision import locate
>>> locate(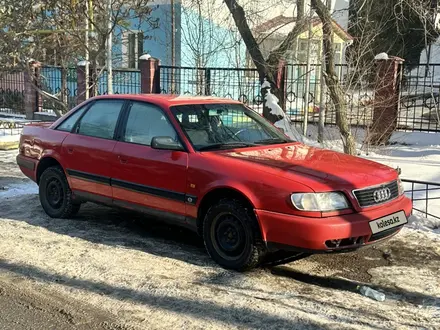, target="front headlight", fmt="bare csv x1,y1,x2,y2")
291,192,349,212
398,178,405,195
